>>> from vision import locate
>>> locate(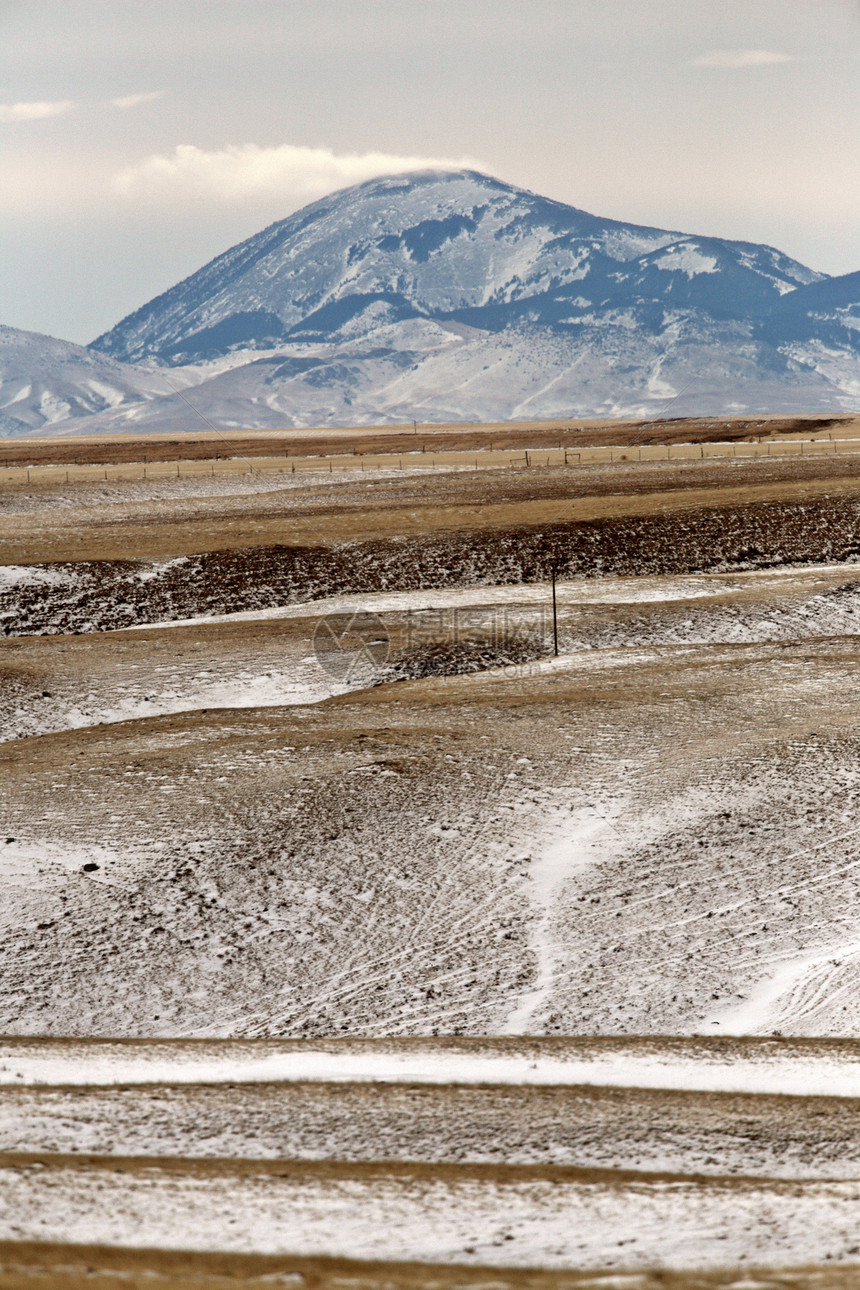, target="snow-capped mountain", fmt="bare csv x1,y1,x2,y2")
91,169,823,365
0,324,184,436
5,170,860,435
